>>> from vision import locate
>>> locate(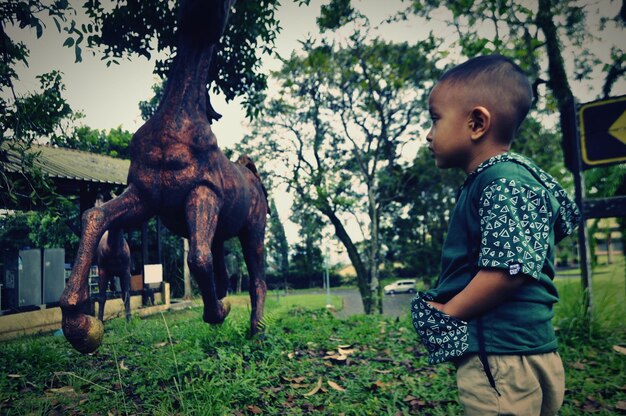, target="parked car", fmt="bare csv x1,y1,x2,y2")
384,279,417,295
